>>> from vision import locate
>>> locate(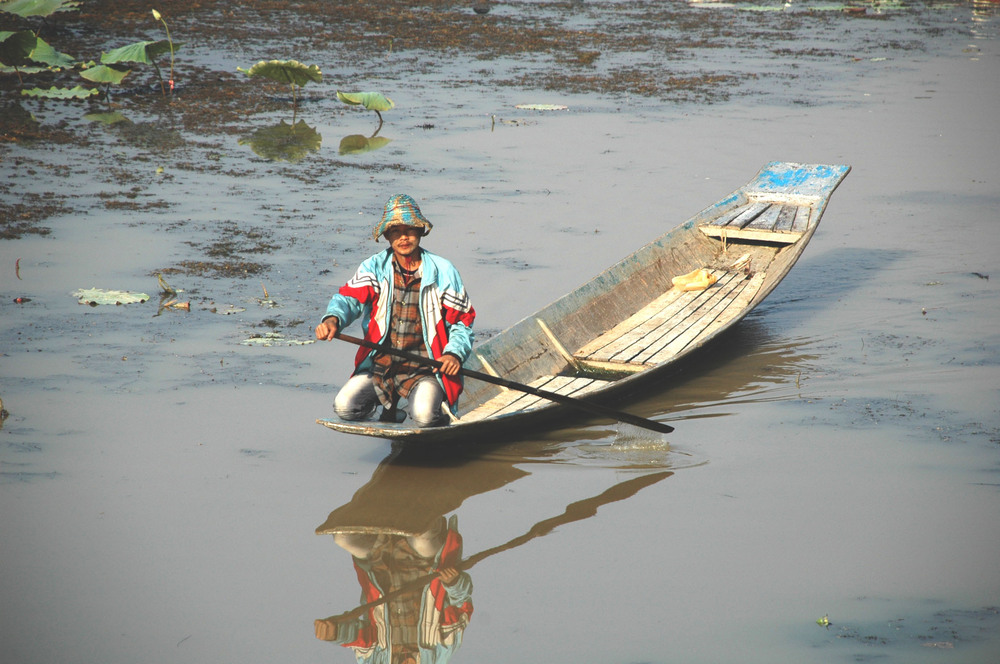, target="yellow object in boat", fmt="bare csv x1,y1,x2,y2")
671,268,717,291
